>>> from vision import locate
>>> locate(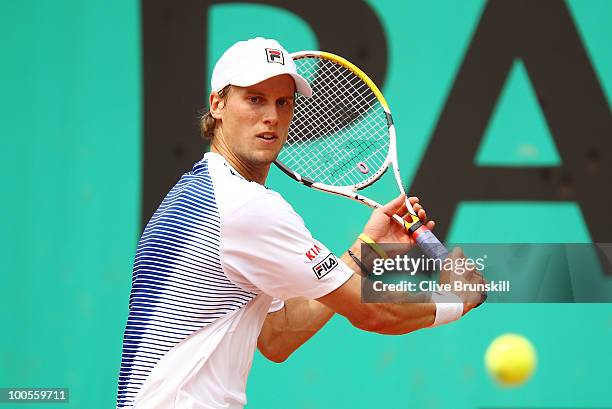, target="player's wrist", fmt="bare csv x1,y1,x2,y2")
429,291,463,327
345,240,379,276
346,248,370,276
357,233,389,259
